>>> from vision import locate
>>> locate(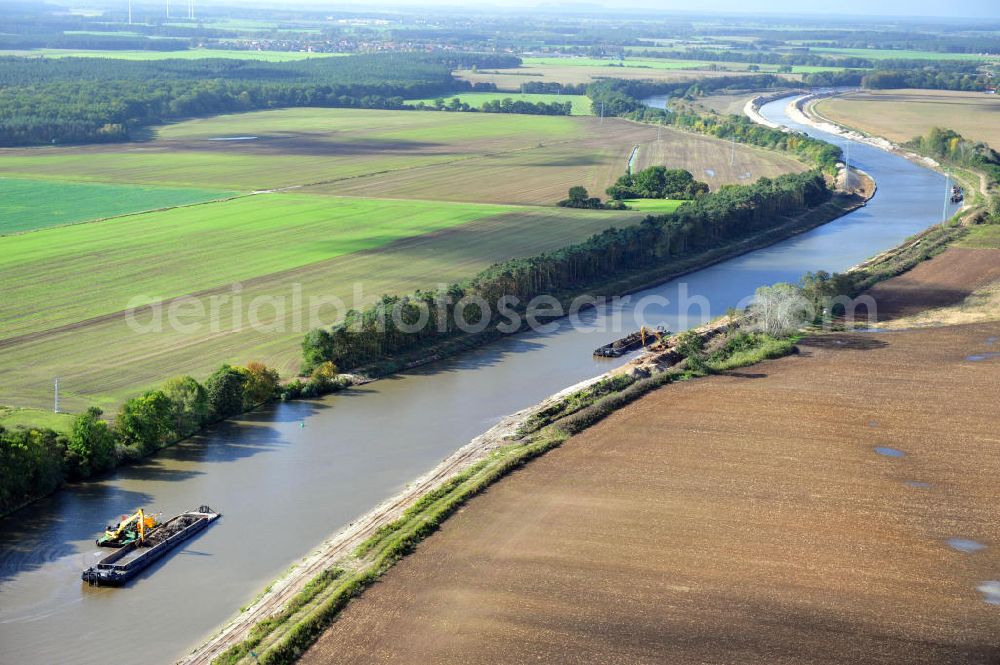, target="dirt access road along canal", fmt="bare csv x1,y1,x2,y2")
0,96,961,665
